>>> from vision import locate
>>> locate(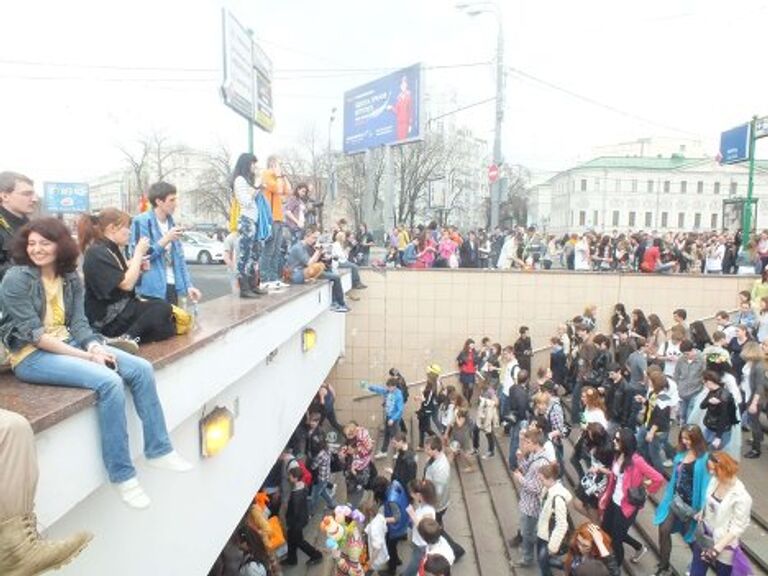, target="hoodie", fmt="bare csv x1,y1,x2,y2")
369,385,404,422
